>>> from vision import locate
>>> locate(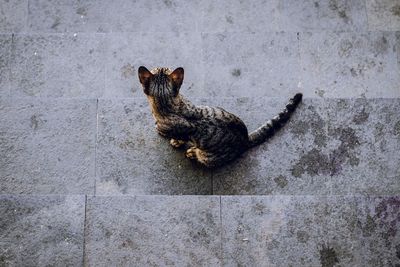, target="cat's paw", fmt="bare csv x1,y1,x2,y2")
170,139,185,148
185,147,197,160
